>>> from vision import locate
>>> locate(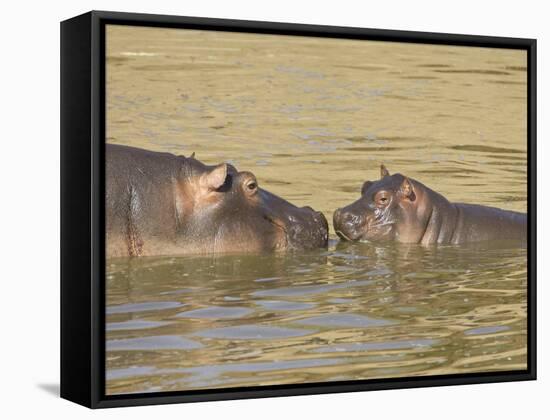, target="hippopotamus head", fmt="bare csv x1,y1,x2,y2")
333,165,424,243
176,156,329,253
